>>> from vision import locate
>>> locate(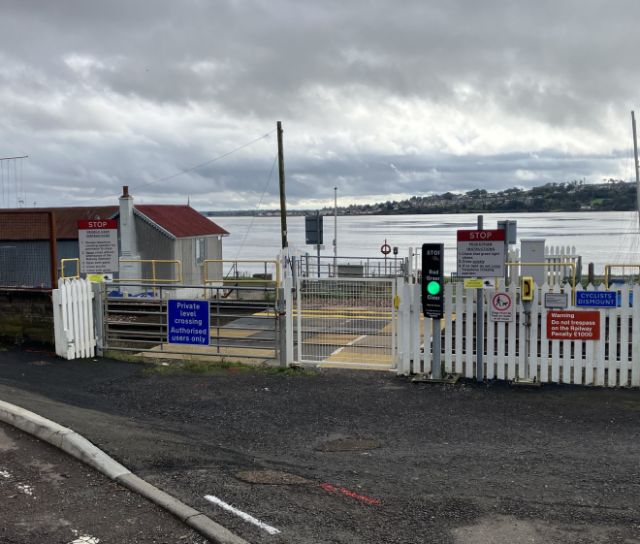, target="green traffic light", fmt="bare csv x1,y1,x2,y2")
426,280,441,296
